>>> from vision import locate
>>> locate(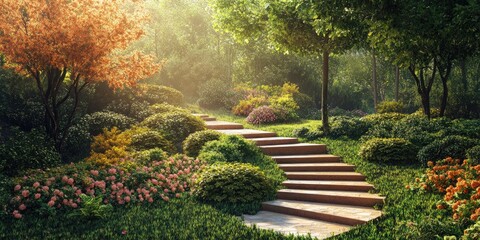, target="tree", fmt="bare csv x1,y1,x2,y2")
209,0,364,133
0,0,159,150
